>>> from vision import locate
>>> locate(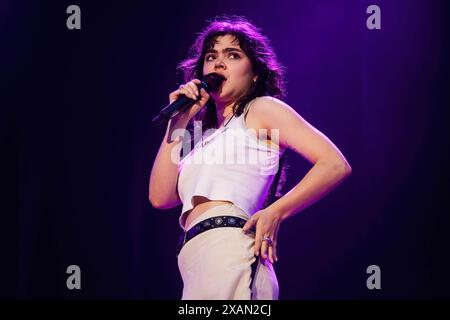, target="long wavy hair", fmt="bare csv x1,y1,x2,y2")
177,15,289,209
